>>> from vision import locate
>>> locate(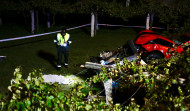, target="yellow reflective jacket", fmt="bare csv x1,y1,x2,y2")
57,33,70,45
